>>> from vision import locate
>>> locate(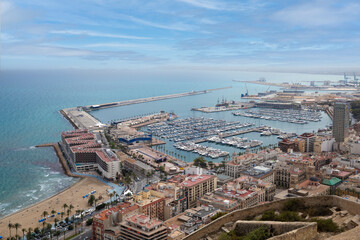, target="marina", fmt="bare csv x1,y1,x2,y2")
233,108,322,124
173,141,229,158
145,117,255,142
206,136,262,149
